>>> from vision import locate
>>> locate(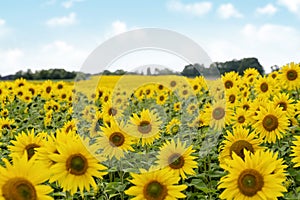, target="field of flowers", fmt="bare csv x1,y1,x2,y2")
0,62,300,199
